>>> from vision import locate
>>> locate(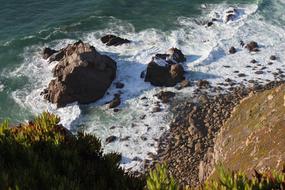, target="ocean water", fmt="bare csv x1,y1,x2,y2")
0,0,284,171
